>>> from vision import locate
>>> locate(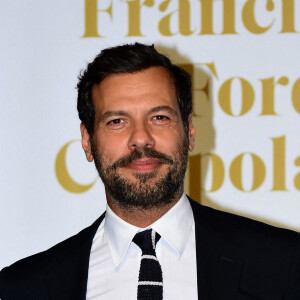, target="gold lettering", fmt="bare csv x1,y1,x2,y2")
281,0,297,33
192,62,218,117
222,0,236,34
185,154,201,201
292,78,300,113
218,77,255,116
201,62,219,80
199,0,214,34
159,0,194,36
230,153,266,192
271,136,288,191
83,0,113,38
260,76,289,115
199,0,236,35
126,0,154,36
294,156,300,190
201,153,225,192
242,0,274,34
55,141,96,193
186,153,225,201
179,63,194,76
